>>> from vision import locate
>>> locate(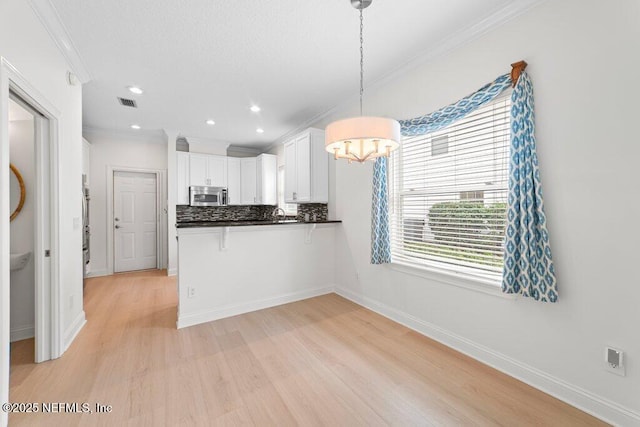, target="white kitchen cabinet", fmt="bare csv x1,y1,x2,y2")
189,153,227,187
176,151,190,205
240,158,257,205
256,153,277,205
207,155,227,187
284,128,328,203
227,157,241,205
